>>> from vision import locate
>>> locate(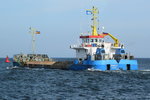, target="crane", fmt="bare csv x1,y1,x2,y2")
102,32,119,47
